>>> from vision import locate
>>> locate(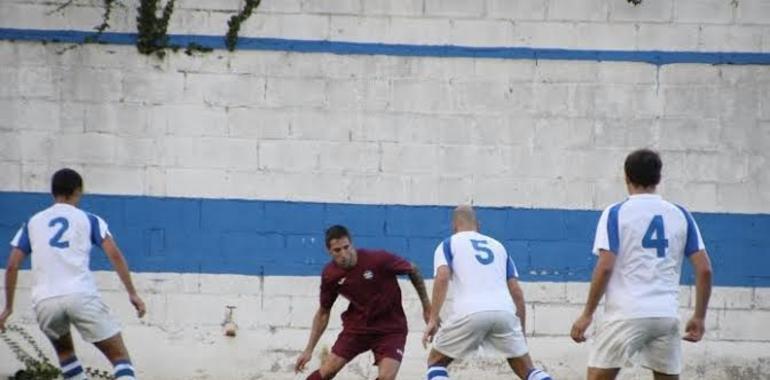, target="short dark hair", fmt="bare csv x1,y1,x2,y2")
325,225,351,248
51,168,83,197
624,149,662,188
